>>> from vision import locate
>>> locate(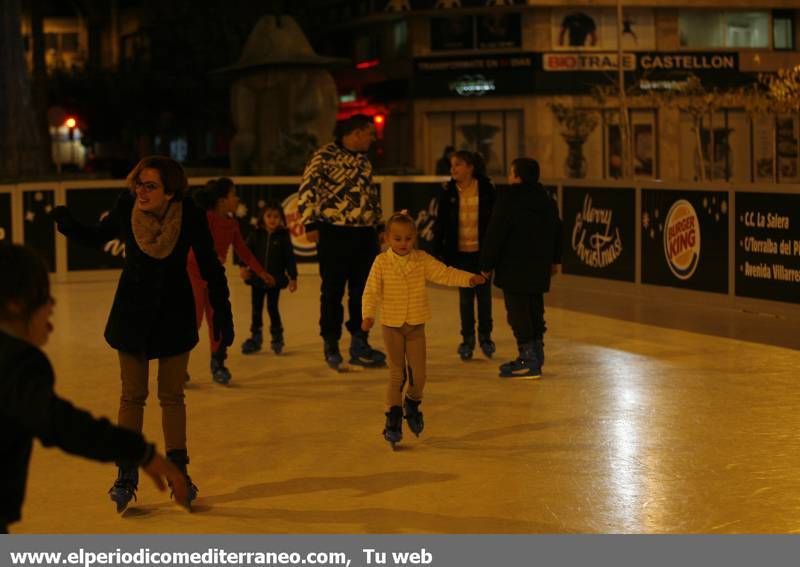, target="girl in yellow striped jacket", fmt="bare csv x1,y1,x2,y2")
362,212,485,449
